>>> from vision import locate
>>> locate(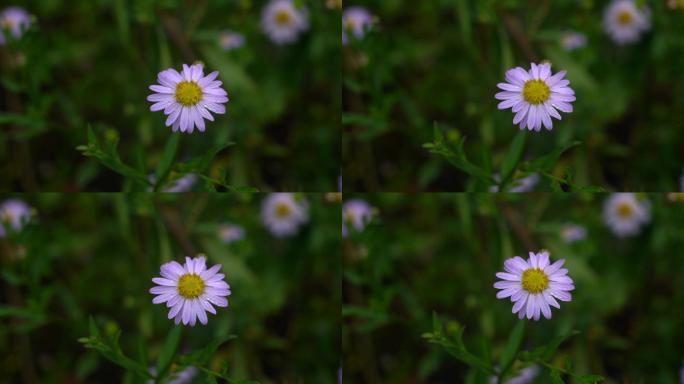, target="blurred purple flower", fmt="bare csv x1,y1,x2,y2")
0,7,31,45
342,6,373,45
0,199,31,237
